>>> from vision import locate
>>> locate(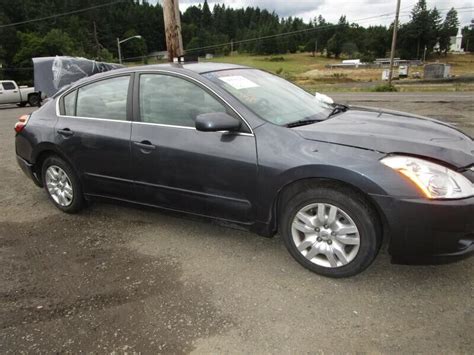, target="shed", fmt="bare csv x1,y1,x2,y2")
424,63,451,79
